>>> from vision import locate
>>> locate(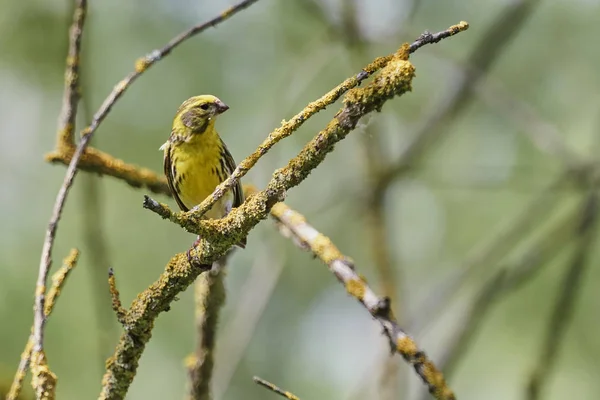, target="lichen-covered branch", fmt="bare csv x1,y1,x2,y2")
7,249,80,400
30,351,56,400
57,0,86,145
99,253,212,400
28,1,87,397
145,44,419,253
110,36,433,399
269,202,454,400
184,22,468,221
527,192,599,400
98,22,469,399
108,268,127,325
47,146,170,195
185,261,227,400
253,376,300,400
